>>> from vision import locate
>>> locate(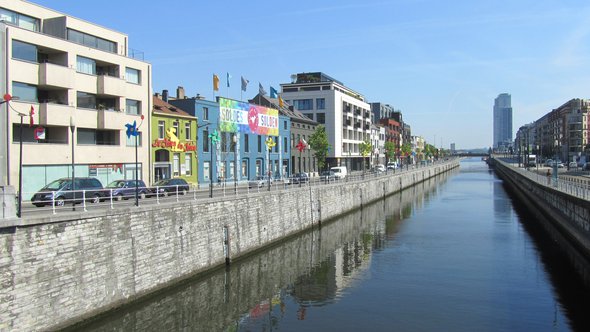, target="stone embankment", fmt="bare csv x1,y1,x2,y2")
0,160,458,331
